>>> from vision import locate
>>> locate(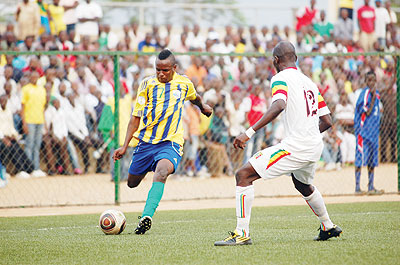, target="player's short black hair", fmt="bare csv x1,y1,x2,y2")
157,49,176,64
366,70,376,77
273,41,296,63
